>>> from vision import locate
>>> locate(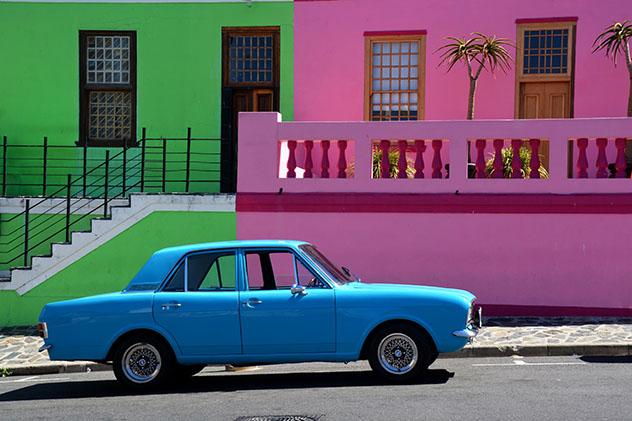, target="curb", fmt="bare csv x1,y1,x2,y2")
2,362,110,376
441,343,632,359
2,343,631,376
